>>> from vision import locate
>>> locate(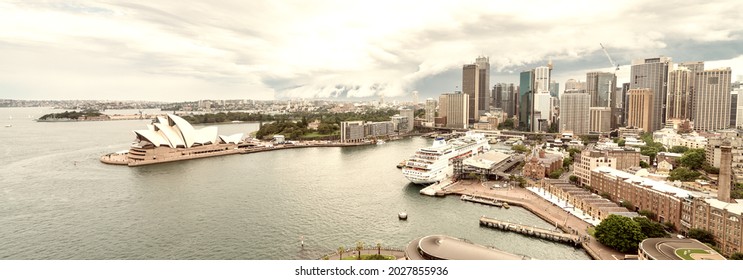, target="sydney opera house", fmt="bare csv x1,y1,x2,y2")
101,114,245,166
